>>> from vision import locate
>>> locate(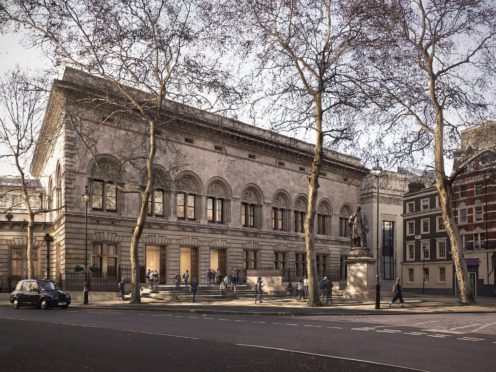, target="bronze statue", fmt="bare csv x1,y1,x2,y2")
348,206,369,248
